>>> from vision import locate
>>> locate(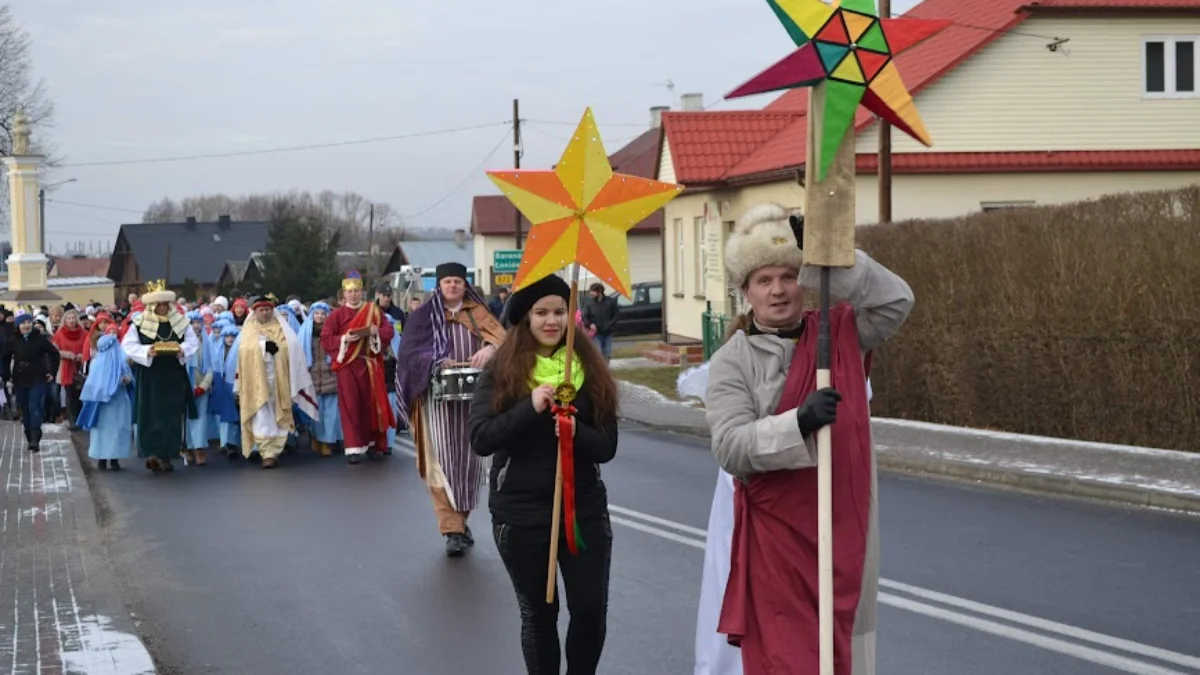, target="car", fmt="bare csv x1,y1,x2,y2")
611,282,662,337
